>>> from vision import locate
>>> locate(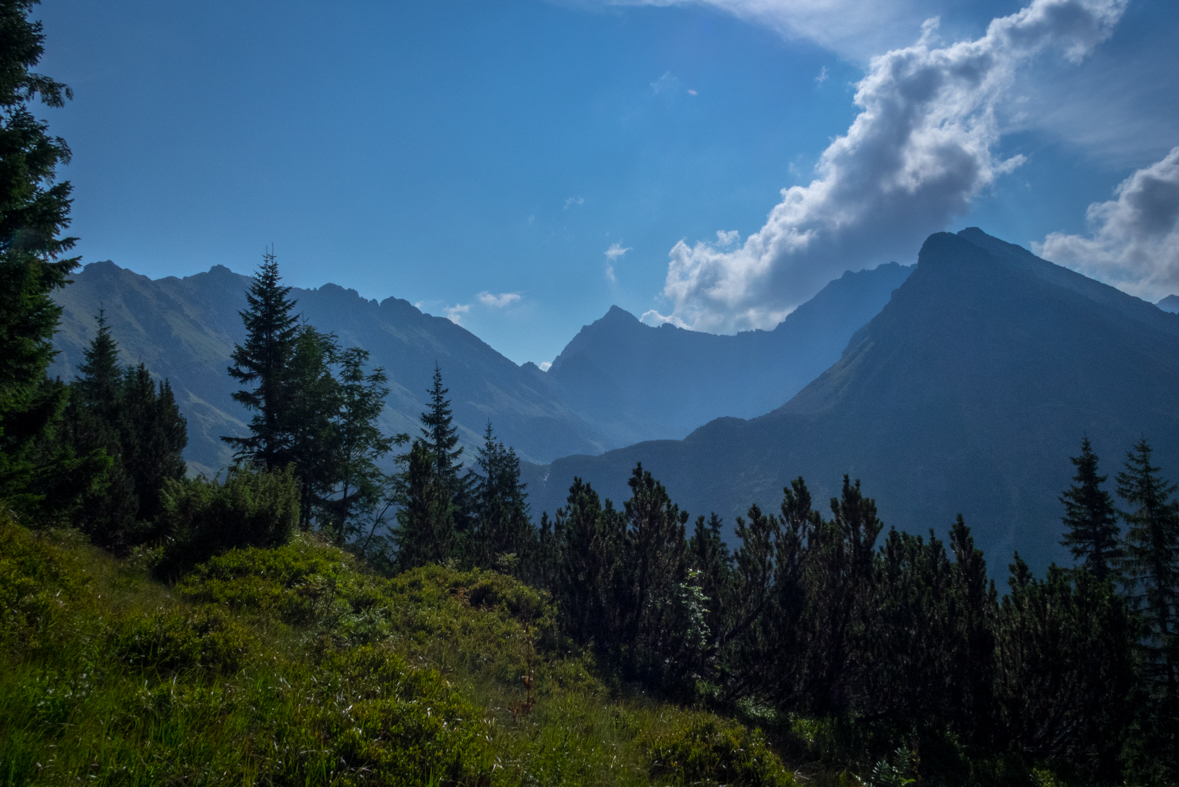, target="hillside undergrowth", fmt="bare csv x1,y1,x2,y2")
0,515,795,786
